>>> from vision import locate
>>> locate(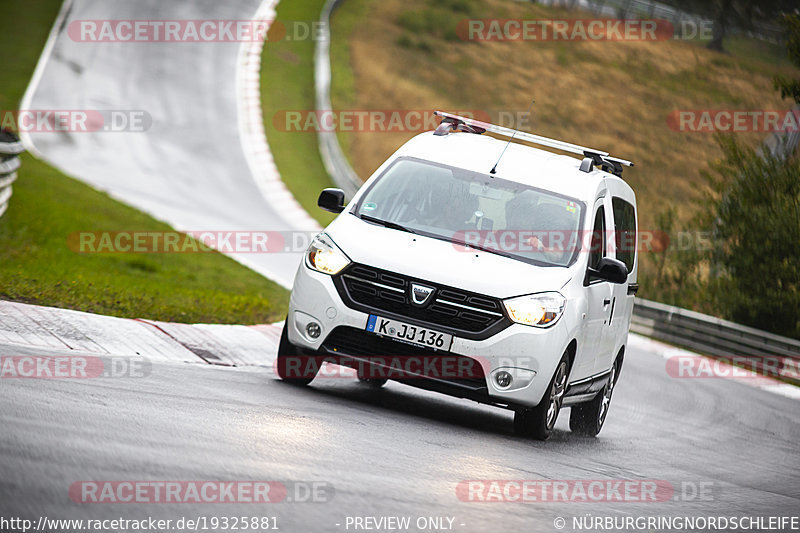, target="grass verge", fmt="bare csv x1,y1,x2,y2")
0,0,289,324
